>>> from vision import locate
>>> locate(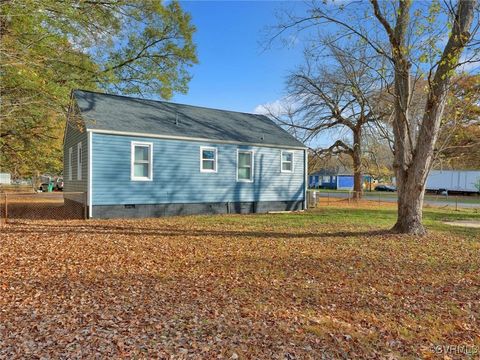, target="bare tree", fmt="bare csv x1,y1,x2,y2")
363,131,395,182
271,0,479,235
263,43,387,198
